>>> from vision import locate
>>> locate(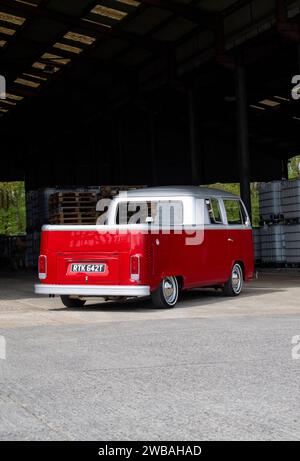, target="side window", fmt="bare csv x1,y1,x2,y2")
205,198,223,224
224,200,245,225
